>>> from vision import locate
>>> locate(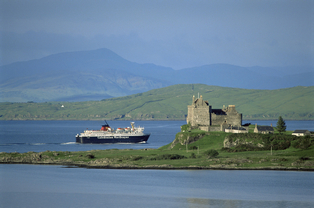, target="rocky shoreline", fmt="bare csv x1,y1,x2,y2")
1,151,313,171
